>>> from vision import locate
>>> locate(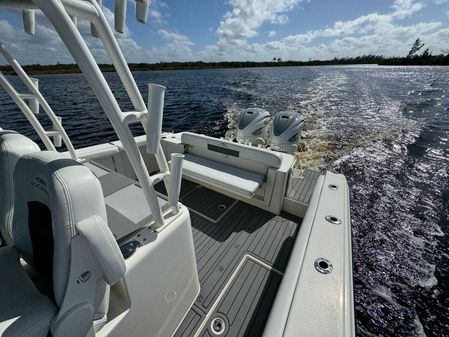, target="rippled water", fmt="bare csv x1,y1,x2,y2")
1,65,448,336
